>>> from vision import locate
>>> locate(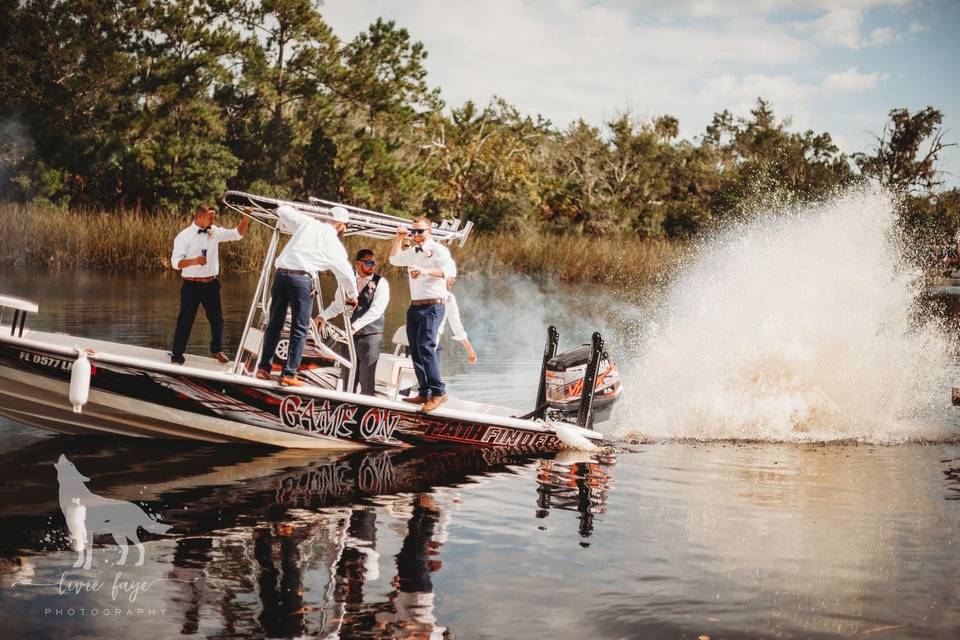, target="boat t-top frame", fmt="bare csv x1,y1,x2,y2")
221,190,474,392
